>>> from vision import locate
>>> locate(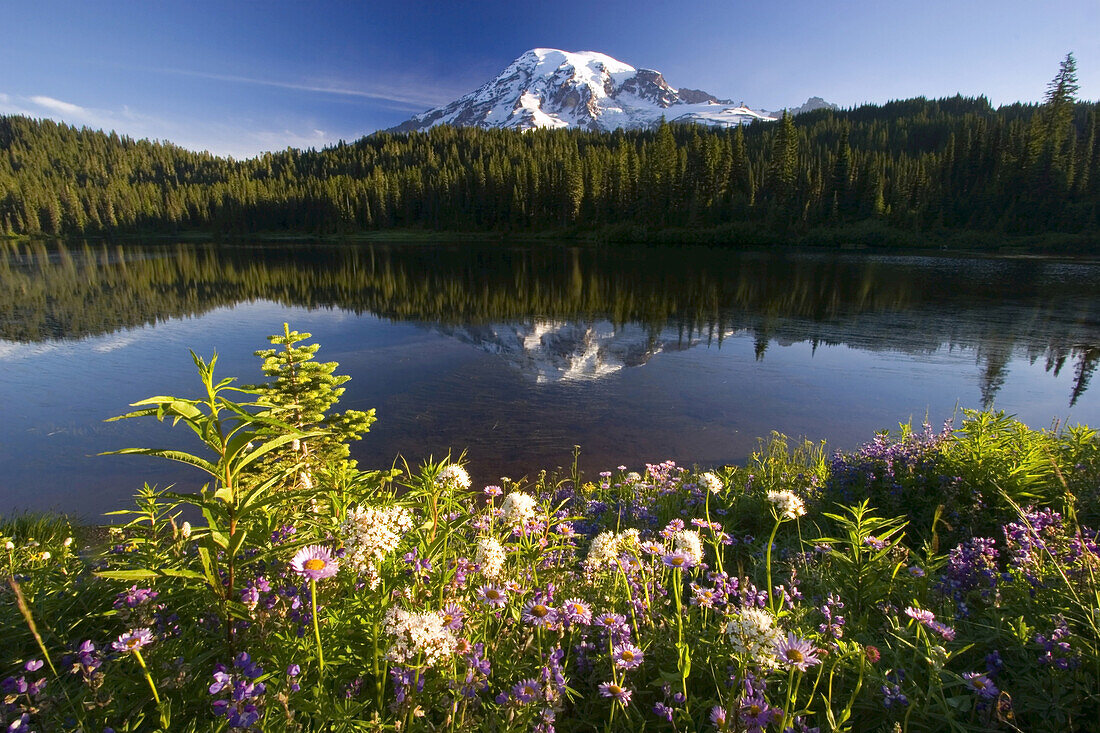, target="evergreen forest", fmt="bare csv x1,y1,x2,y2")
1,56,1097,246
